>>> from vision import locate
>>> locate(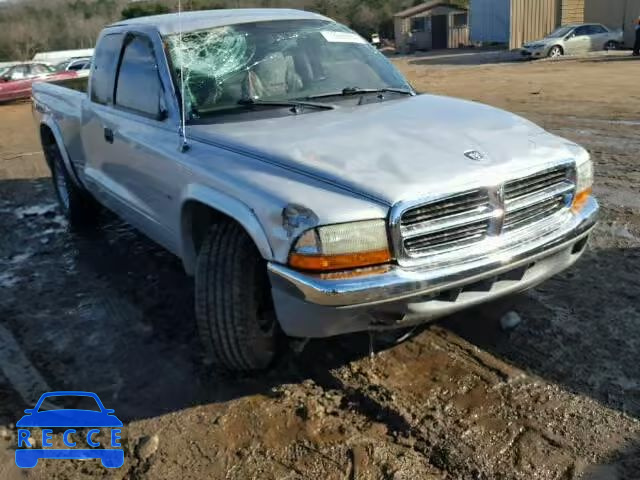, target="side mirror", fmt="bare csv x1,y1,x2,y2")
24,409,35,414
104,409,116,414
0,75,10,82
